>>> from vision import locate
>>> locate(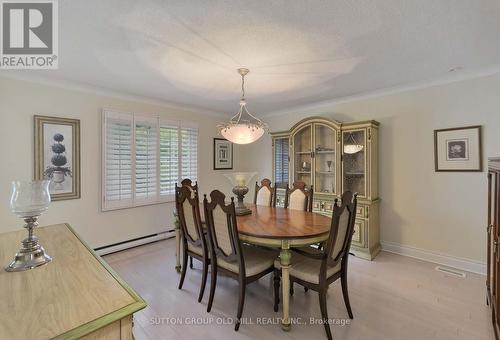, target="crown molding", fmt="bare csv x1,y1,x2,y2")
3,62,500,120
263,63,500,118
0,73,229,119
